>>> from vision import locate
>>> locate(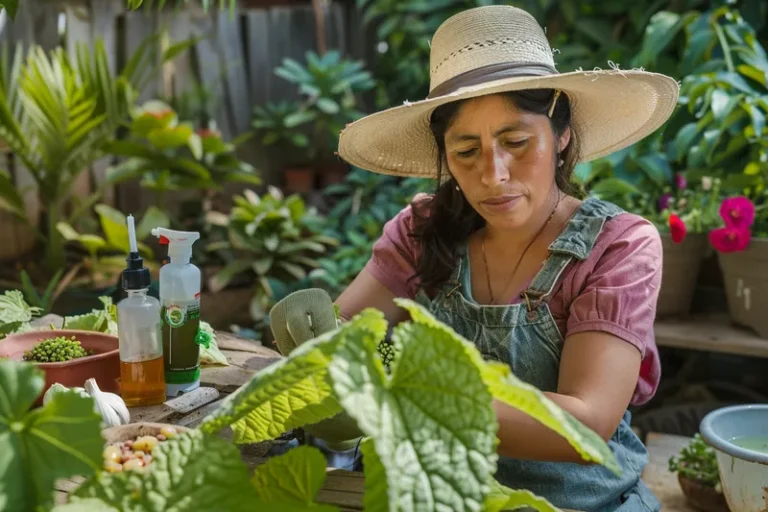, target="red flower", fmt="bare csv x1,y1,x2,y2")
709,227,751,253
719,196,755,229
669,214,686,243
196,128,220,138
